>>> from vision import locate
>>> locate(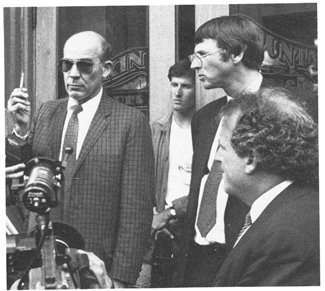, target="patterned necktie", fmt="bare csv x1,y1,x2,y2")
197,160,223,237
62,104,83,179
234,212,252,246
